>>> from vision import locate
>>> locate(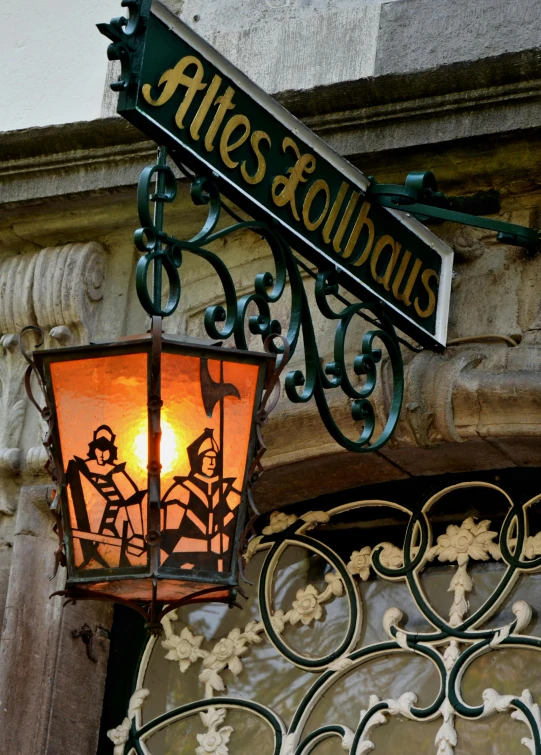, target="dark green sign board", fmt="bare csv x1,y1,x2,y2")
100,0,453,348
